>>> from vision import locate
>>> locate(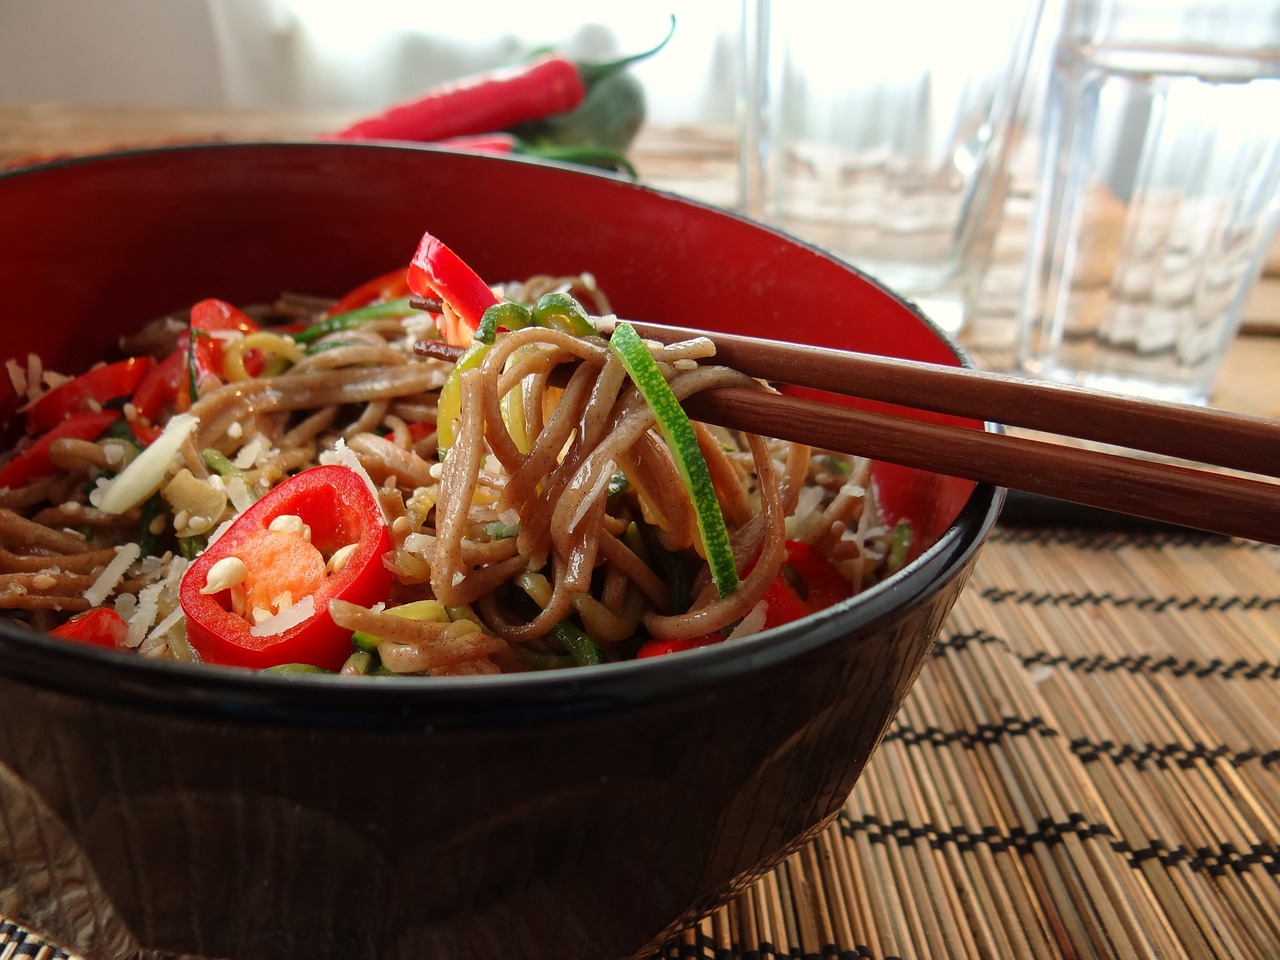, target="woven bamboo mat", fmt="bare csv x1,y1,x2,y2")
654,527,1280,960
